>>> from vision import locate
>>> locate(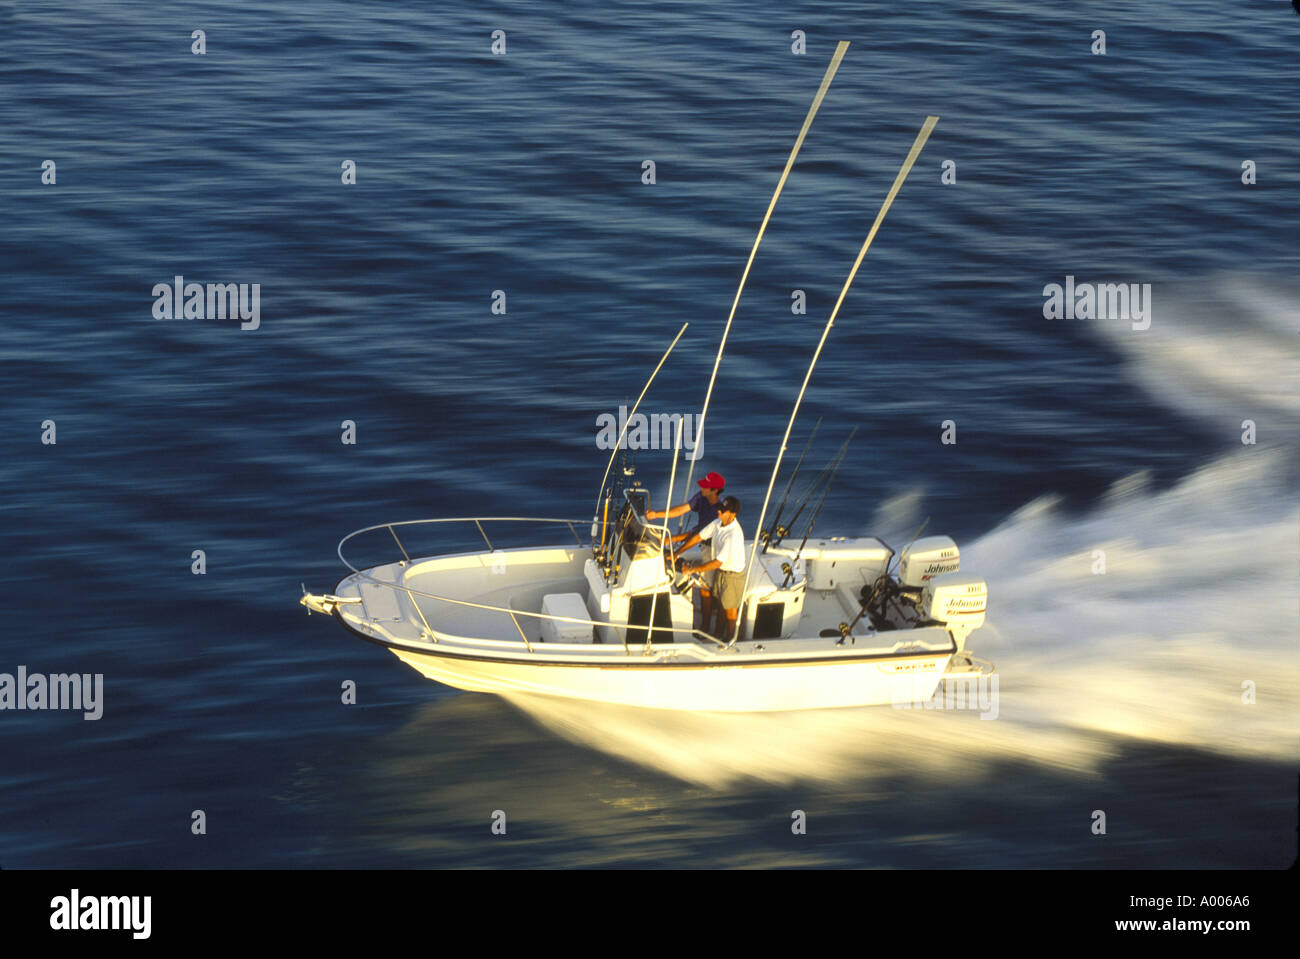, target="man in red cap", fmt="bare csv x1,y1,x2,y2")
646,471,726,632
